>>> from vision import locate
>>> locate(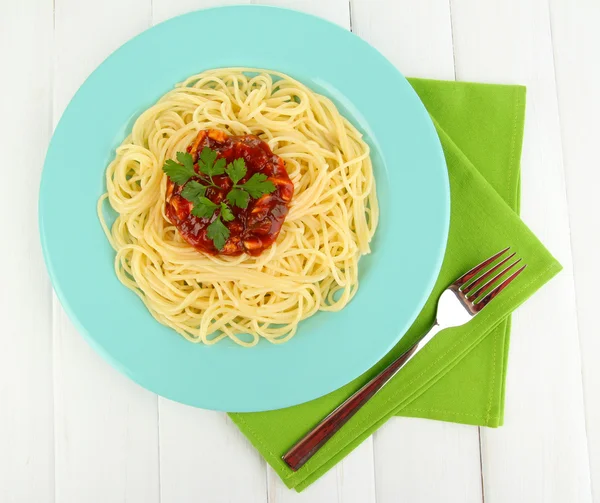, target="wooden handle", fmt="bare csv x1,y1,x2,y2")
282,343,420,471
